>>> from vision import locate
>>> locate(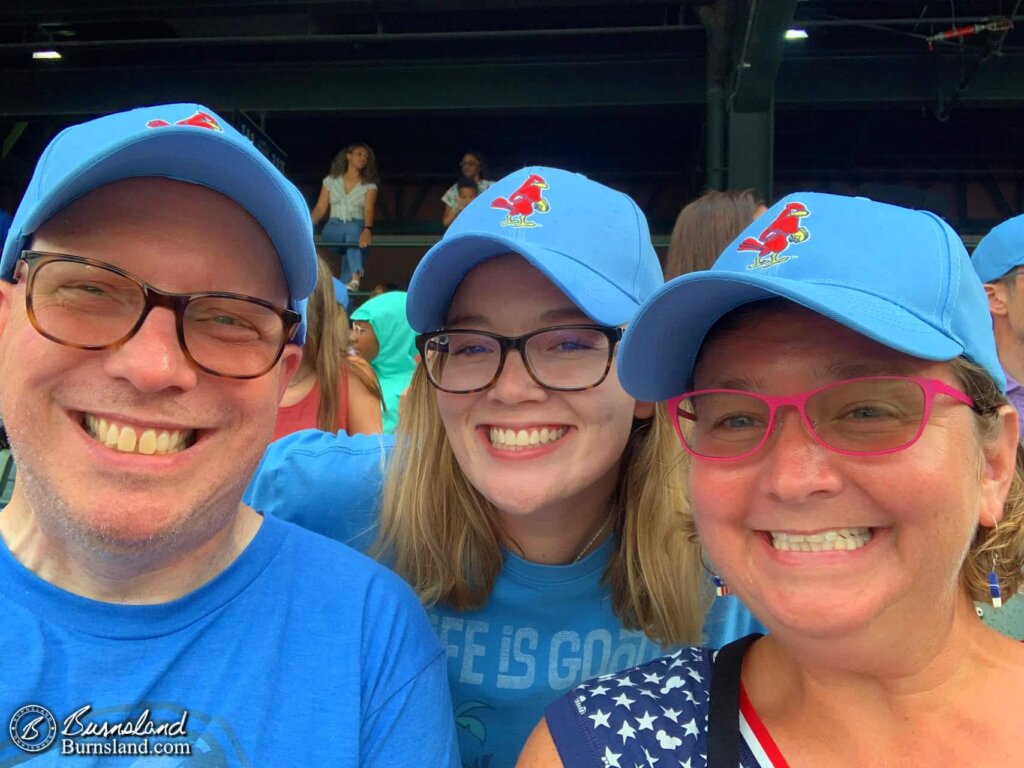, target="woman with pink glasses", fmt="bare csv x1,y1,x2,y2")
519,192,1024,767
